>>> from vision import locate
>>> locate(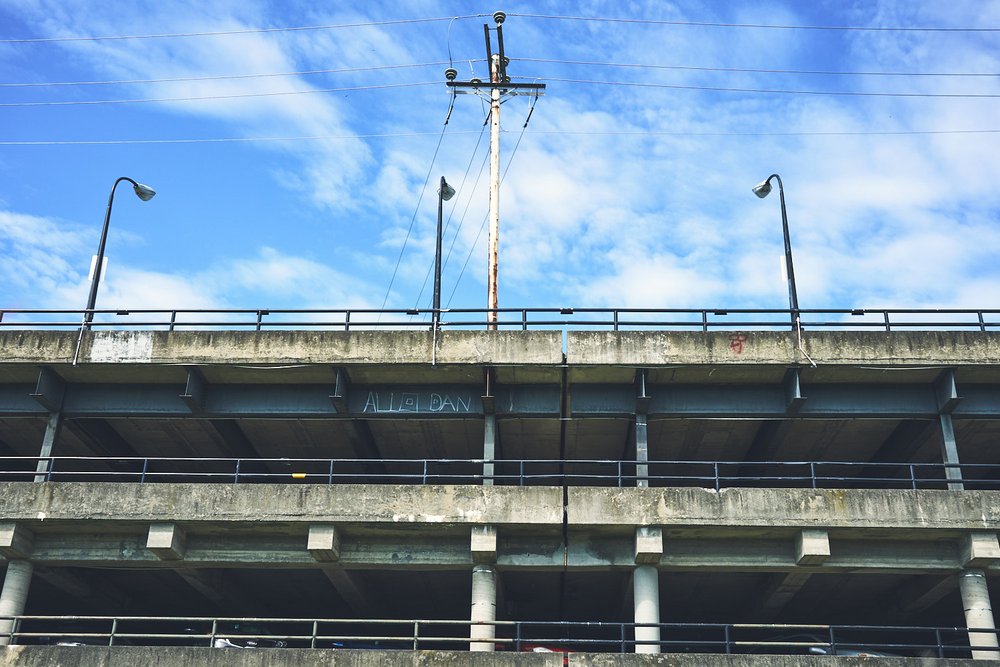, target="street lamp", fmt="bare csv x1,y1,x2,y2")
752,173,799,330
83,177,156,325
432,176,456,330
